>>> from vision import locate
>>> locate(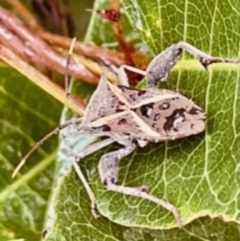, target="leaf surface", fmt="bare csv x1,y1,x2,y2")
0,0,239,240
47,0,240,239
